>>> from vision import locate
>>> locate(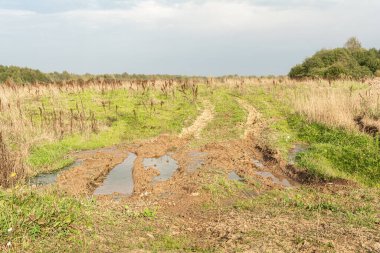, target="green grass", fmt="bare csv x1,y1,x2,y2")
234,187,379,229
242,86,380,187
242,87,296,155
0,188,93,251
288,115,380,186
197,88,246,145
203,174,246,198
26,88,199,175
